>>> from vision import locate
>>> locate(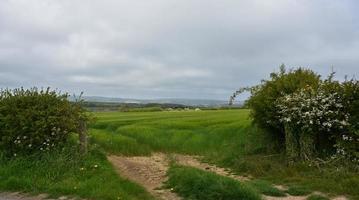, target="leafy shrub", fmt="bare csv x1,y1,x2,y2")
276,78,359,162
335,79,359,162
0,87,87,156
245,65,320,147
235,66,358,163
276,84,348,160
